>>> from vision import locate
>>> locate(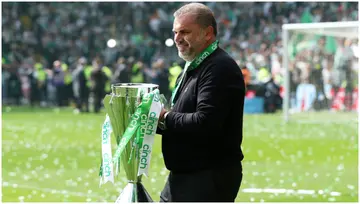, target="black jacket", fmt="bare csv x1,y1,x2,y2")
91,69,107,92
160,47,245,173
